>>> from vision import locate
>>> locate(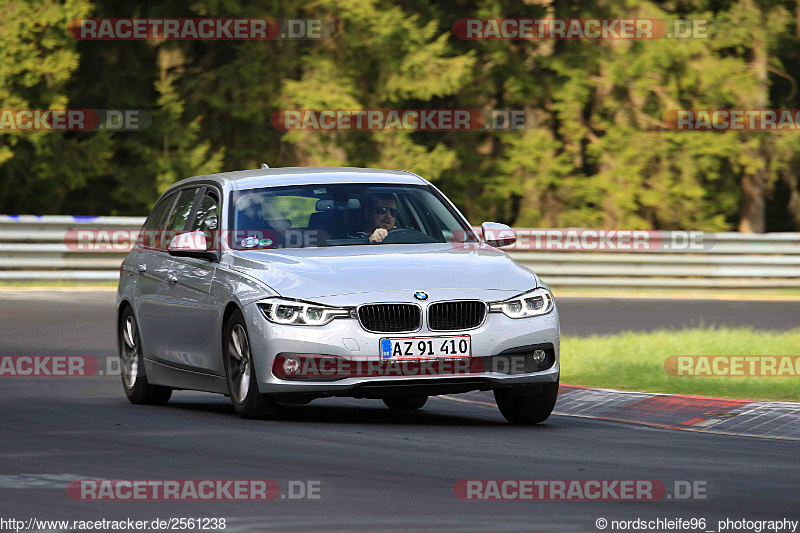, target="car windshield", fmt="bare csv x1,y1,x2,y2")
229,183,477,249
